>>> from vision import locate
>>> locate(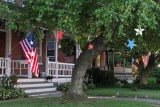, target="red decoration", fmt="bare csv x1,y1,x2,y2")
58,31,64,40
88,44,94,50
